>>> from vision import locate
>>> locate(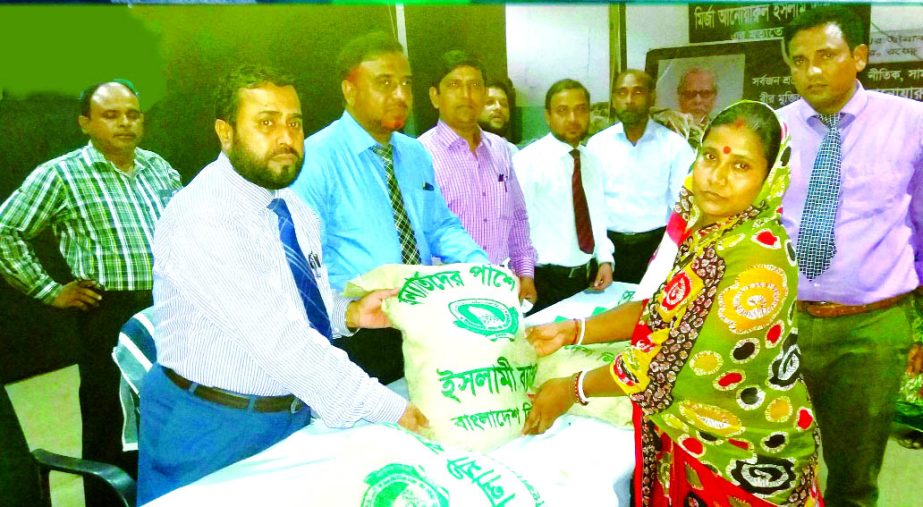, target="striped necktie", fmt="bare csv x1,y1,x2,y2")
373,144,421,264
570,149,595,254
268,198,332,340
796,113,841,280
